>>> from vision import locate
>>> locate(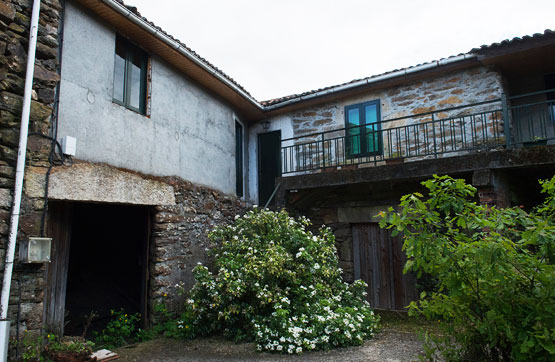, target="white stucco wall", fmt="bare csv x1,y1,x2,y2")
247,115,293,204
57,2,245,196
